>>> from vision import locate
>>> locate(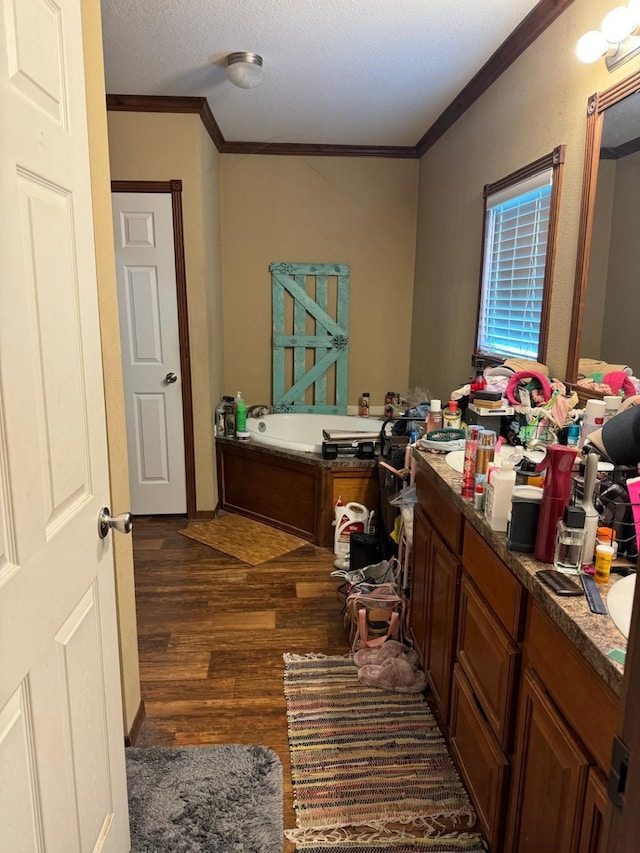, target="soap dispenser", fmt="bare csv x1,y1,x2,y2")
534,444,578,564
